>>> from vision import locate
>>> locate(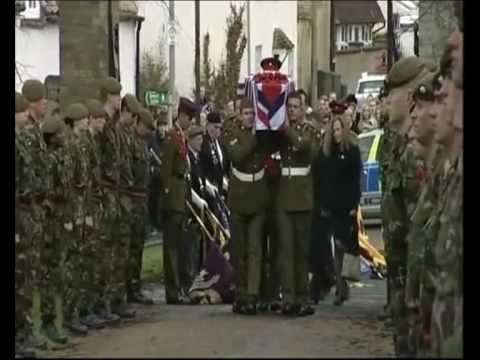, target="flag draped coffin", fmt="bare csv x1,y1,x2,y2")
245,71,295,131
